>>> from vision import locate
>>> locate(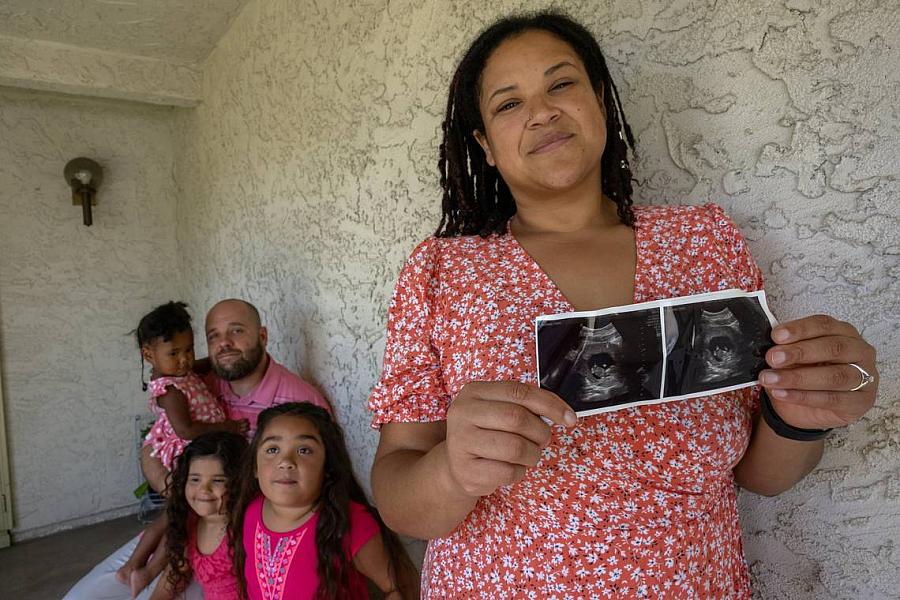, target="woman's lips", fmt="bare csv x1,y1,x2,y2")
274,479,297,485
529,132,573,154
